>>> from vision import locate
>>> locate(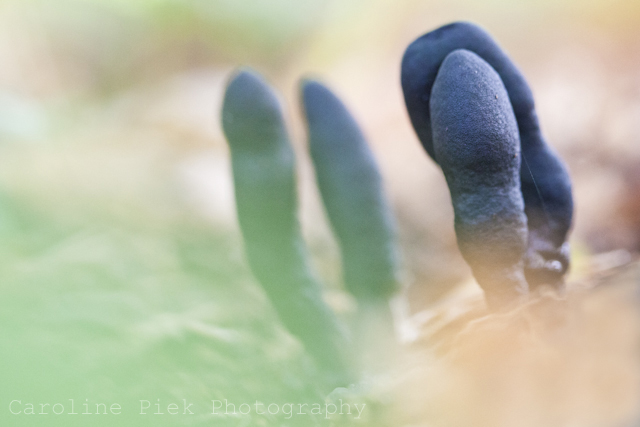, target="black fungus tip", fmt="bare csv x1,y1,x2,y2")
222,68,285,153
